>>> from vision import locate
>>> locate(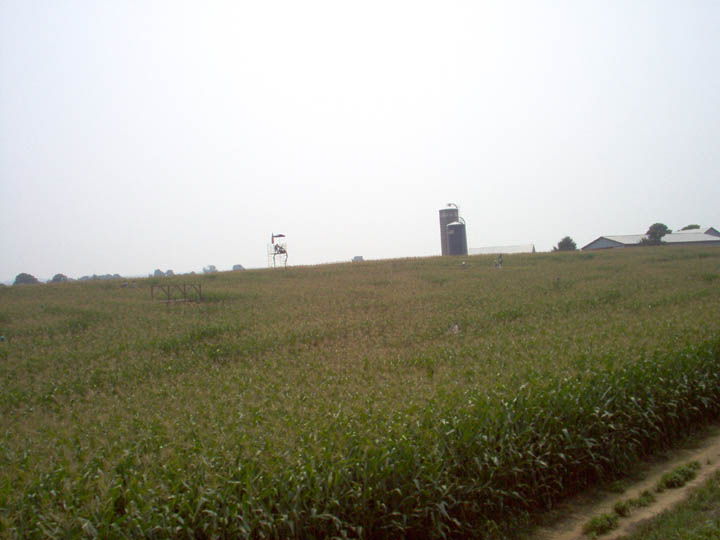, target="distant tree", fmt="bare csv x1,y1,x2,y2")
232,264,244,271
50,273,68,283
14,273,39,285
553,236,577,252
153,269,164,277
203,265,217,274
642,223,672,245
681,224,700,231
165,269,174,276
